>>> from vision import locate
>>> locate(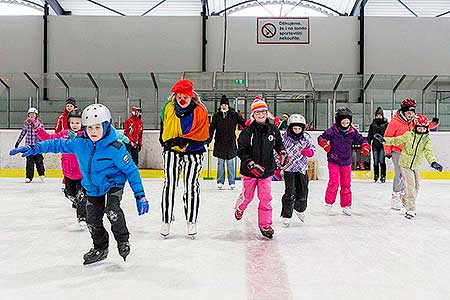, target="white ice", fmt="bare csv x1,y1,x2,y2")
0,178,449,300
